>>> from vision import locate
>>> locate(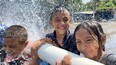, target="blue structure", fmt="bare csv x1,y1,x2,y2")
0,24,7,62
0,24,7,45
